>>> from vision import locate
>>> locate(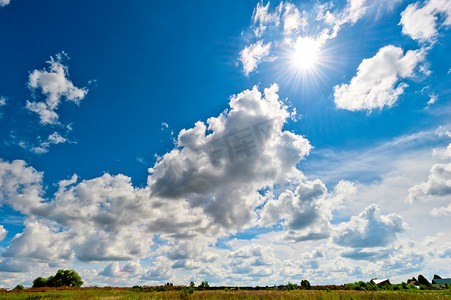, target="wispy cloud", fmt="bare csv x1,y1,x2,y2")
239,41,272,75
